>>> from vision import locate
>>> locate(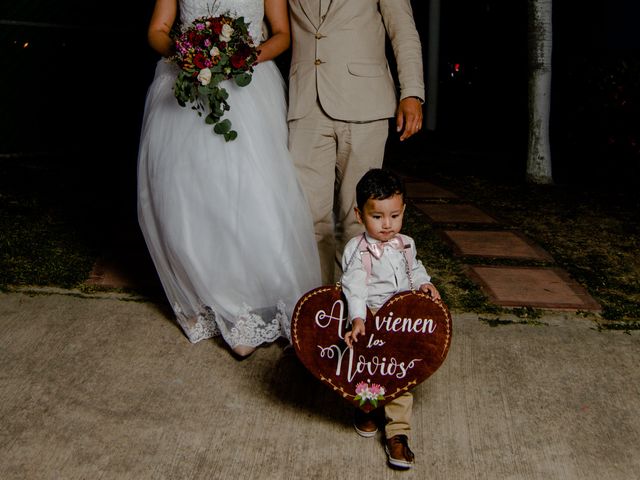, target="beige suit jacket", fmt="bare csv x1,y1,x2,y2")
287,0,425,122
